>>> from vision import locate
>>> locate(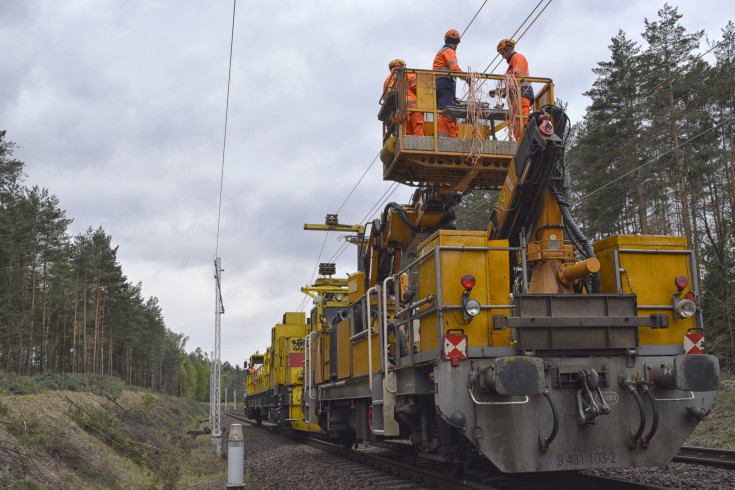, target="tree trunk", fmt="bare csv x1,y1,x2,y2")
93,270,100,374
28,246,37,375
83,269,87,374
108,321,113,375
627,100,648,234
72,270,78,374
667,77,693,249
99,293,106,374
727,87,735,218
689,176,702,287
62,295,67,374
41,259,48,374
